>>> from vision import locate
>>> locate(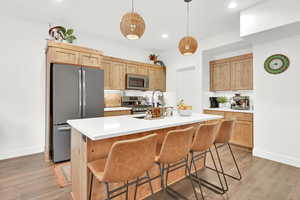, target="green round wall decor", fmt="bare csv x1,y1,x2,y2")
264,54,290,74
